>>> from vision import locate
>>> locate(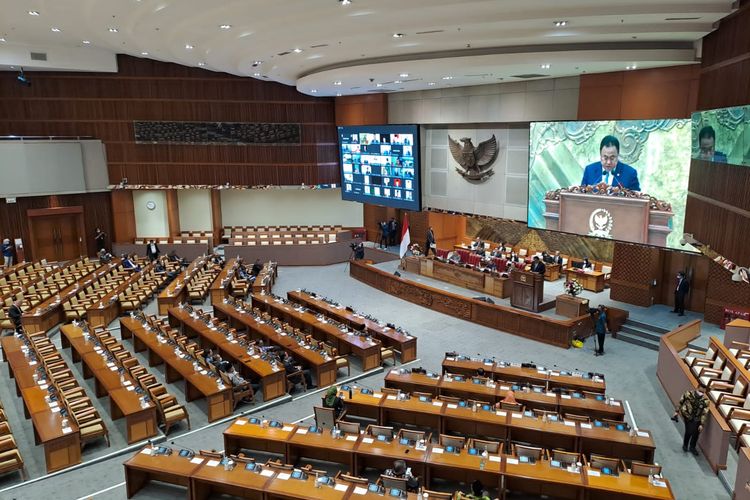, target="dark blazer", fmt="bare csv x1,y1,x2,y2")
146,243,160,260
676,278,690,297
530,261,546,275
426,229,435,246
581,161,640,191
8,304,22,327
